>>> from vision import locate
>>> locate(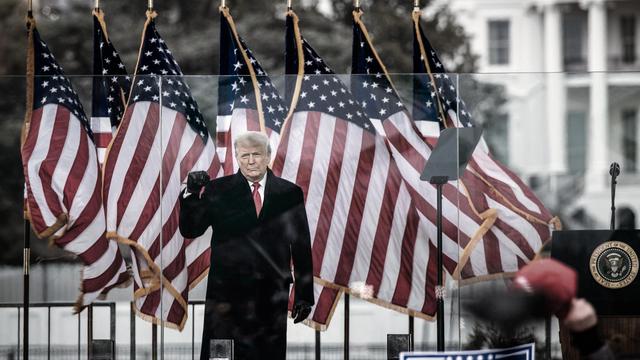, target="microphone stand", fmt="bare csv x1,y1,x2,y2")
610,164,619,230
